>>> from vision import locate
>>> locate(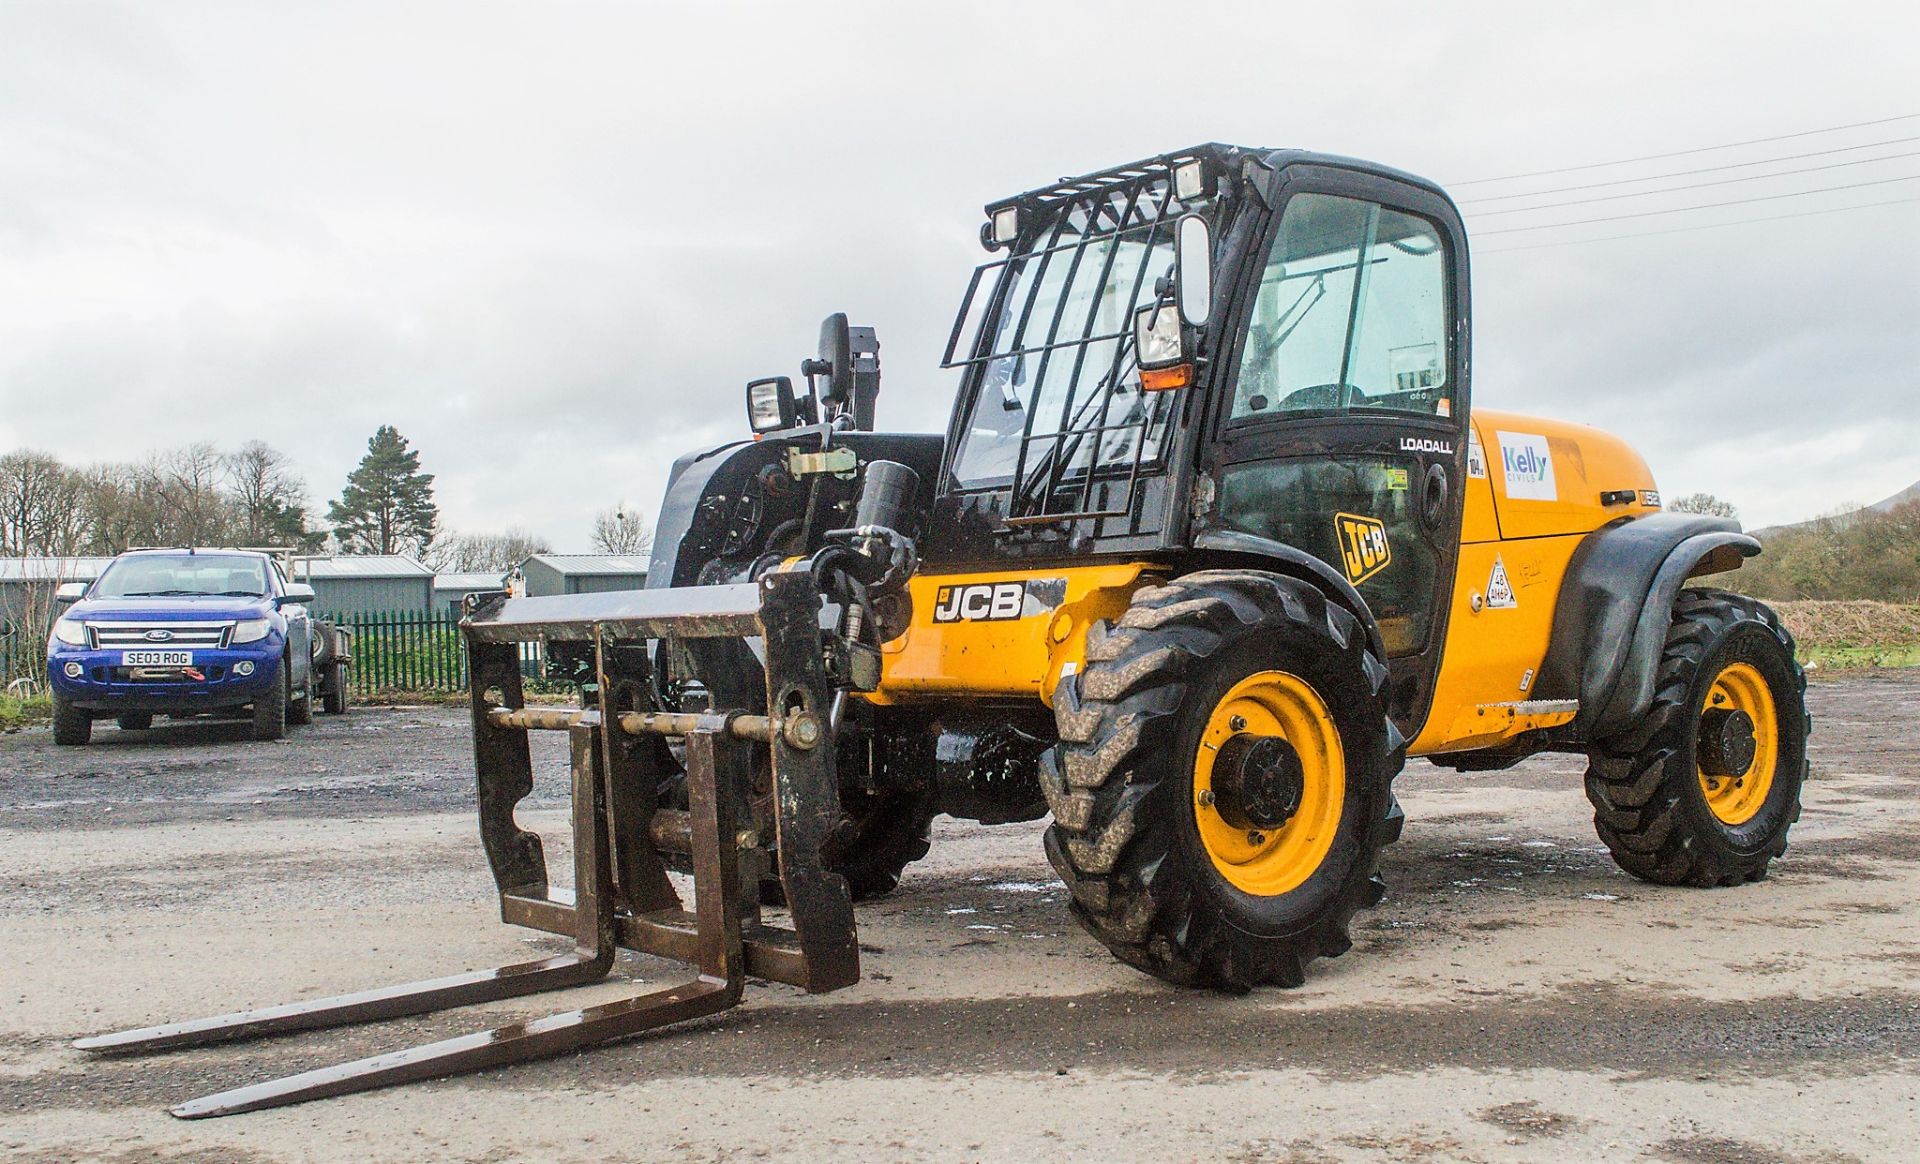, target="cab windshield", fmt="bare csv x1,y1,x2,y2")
945,175,1199,501
90,554,272,599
